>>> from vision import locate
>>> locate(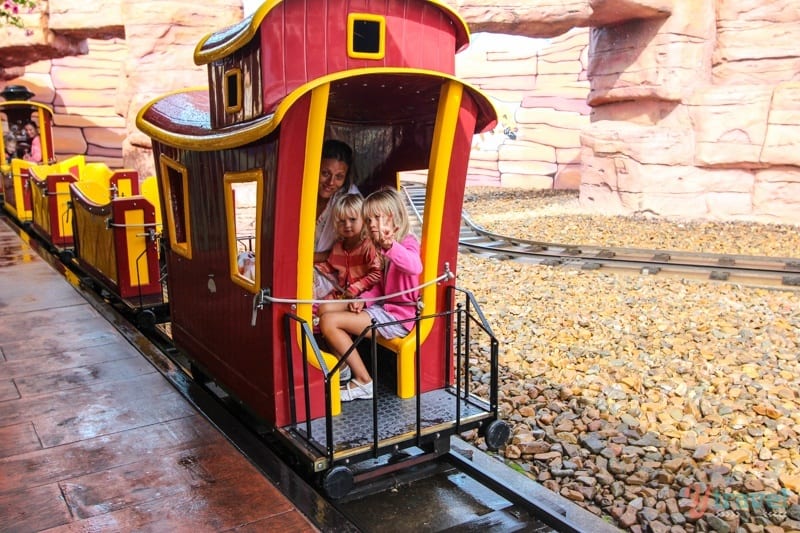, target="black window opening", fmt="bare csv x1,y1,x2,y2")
348,14,385,59
353,19,381,54
225,69,242,113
